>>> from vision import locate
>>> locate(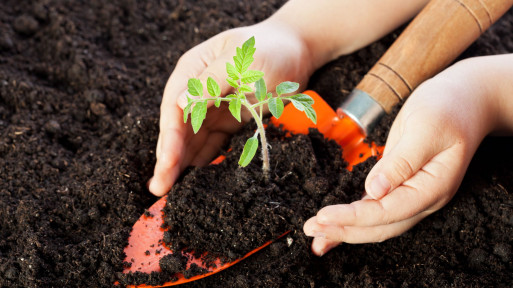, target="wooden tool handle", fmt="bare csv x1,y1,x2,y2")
357,0,513,113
